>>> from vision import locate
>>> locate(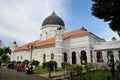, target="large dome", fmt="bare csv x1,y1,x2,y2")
42,12,65,27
